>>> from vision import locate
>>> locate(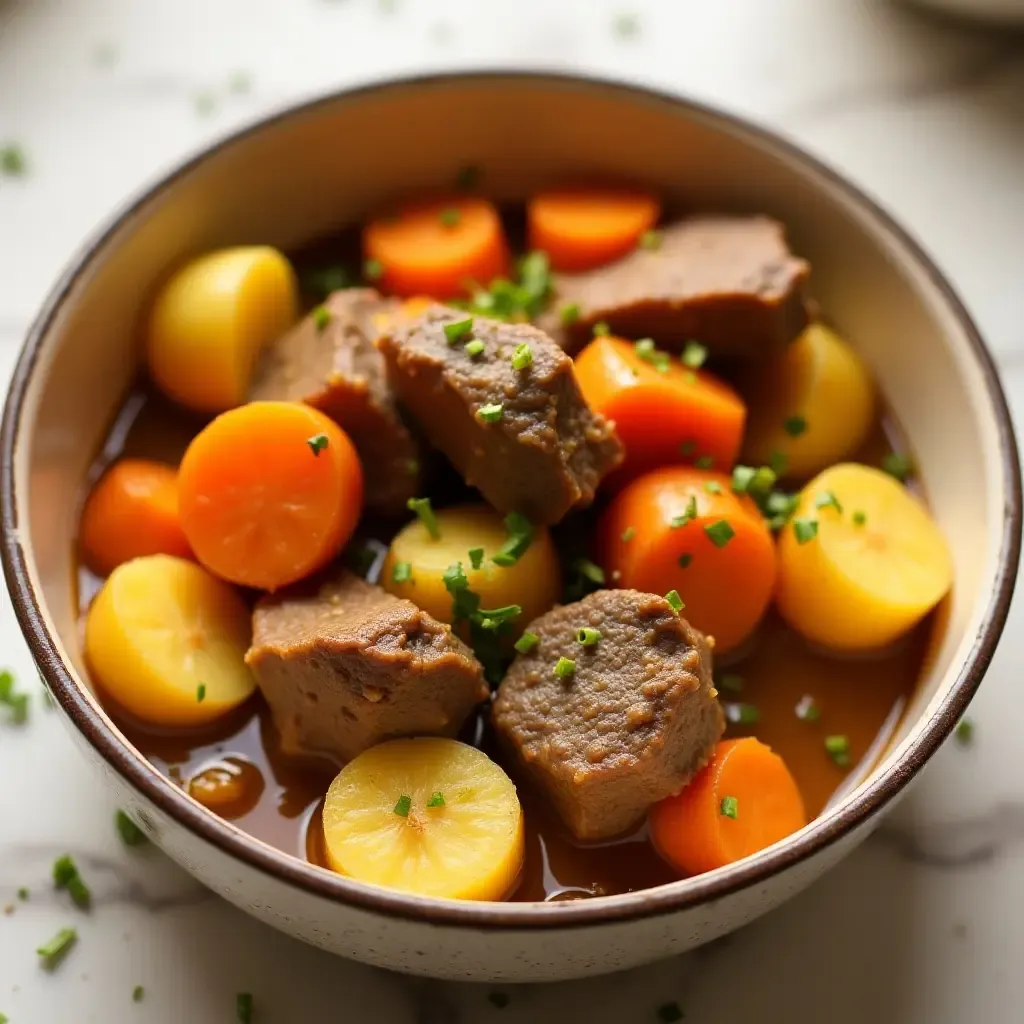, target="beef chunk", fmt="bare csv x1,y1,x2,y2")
246,569,488,764
492,589,724,840
539,217,810,358
249,288,422,515
378,306,624,525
